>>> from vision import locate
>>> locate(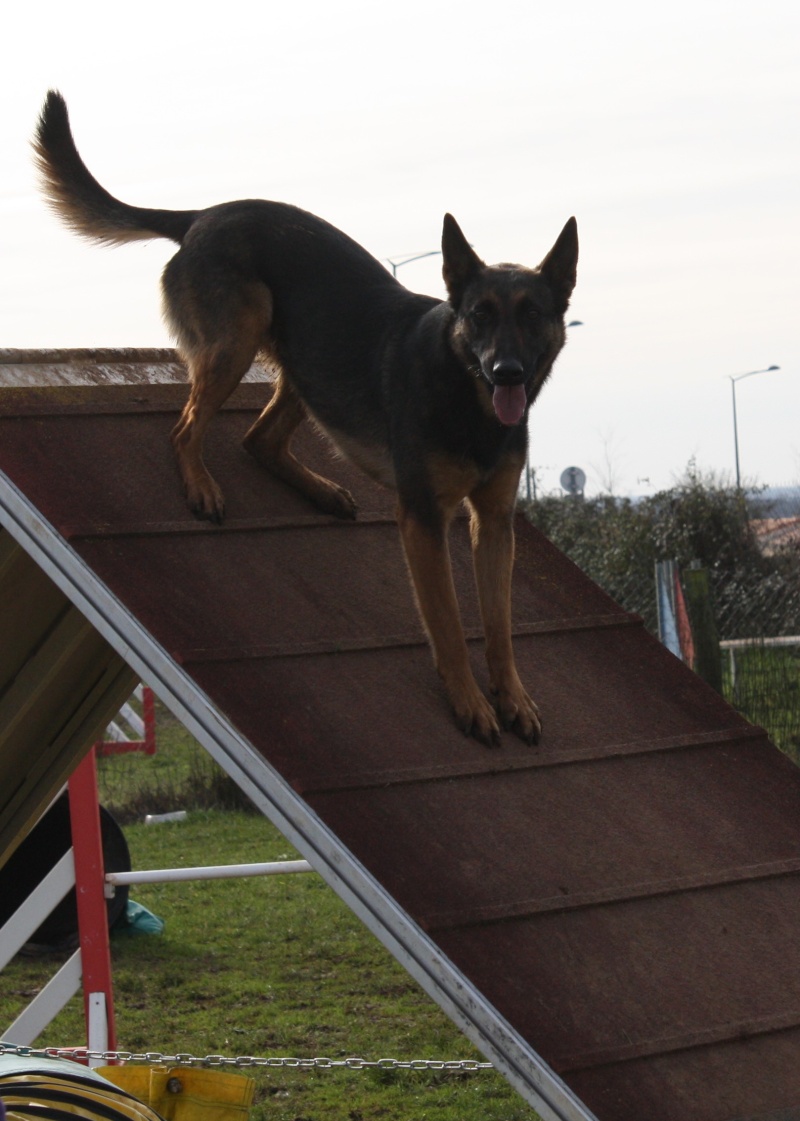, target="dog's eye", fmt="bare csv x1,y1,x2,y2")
470,305,492,324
